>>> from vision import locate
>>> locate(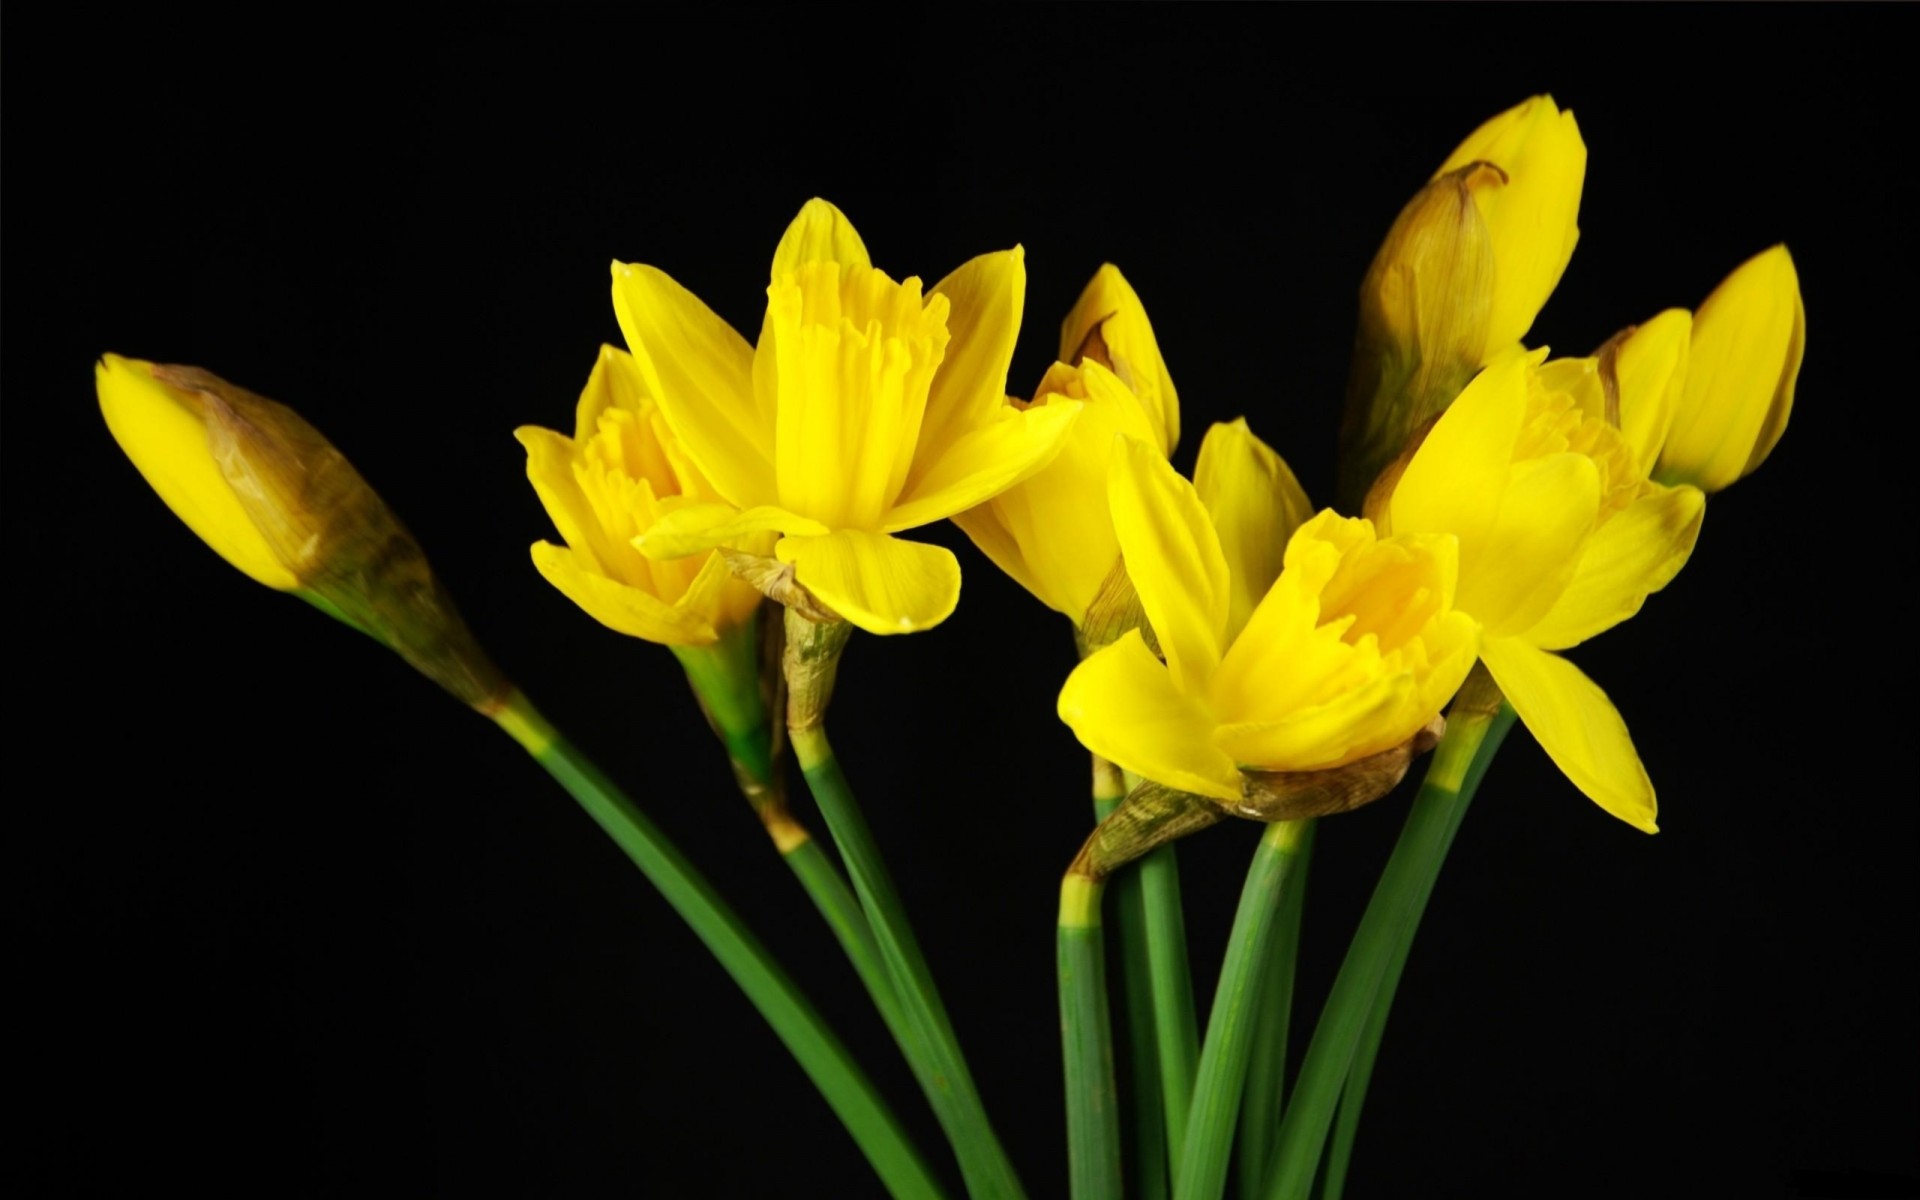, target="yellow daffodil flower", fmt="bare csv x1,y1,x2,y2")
1341,95,1587,507
99,353,303,591
1435,94,1587,362
517,345,764,647
955,266,1222,631
615,199,1081,635
97,354,505,706
1653,245,1806,493
1059,436,1477,801
1376,353,1707,832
